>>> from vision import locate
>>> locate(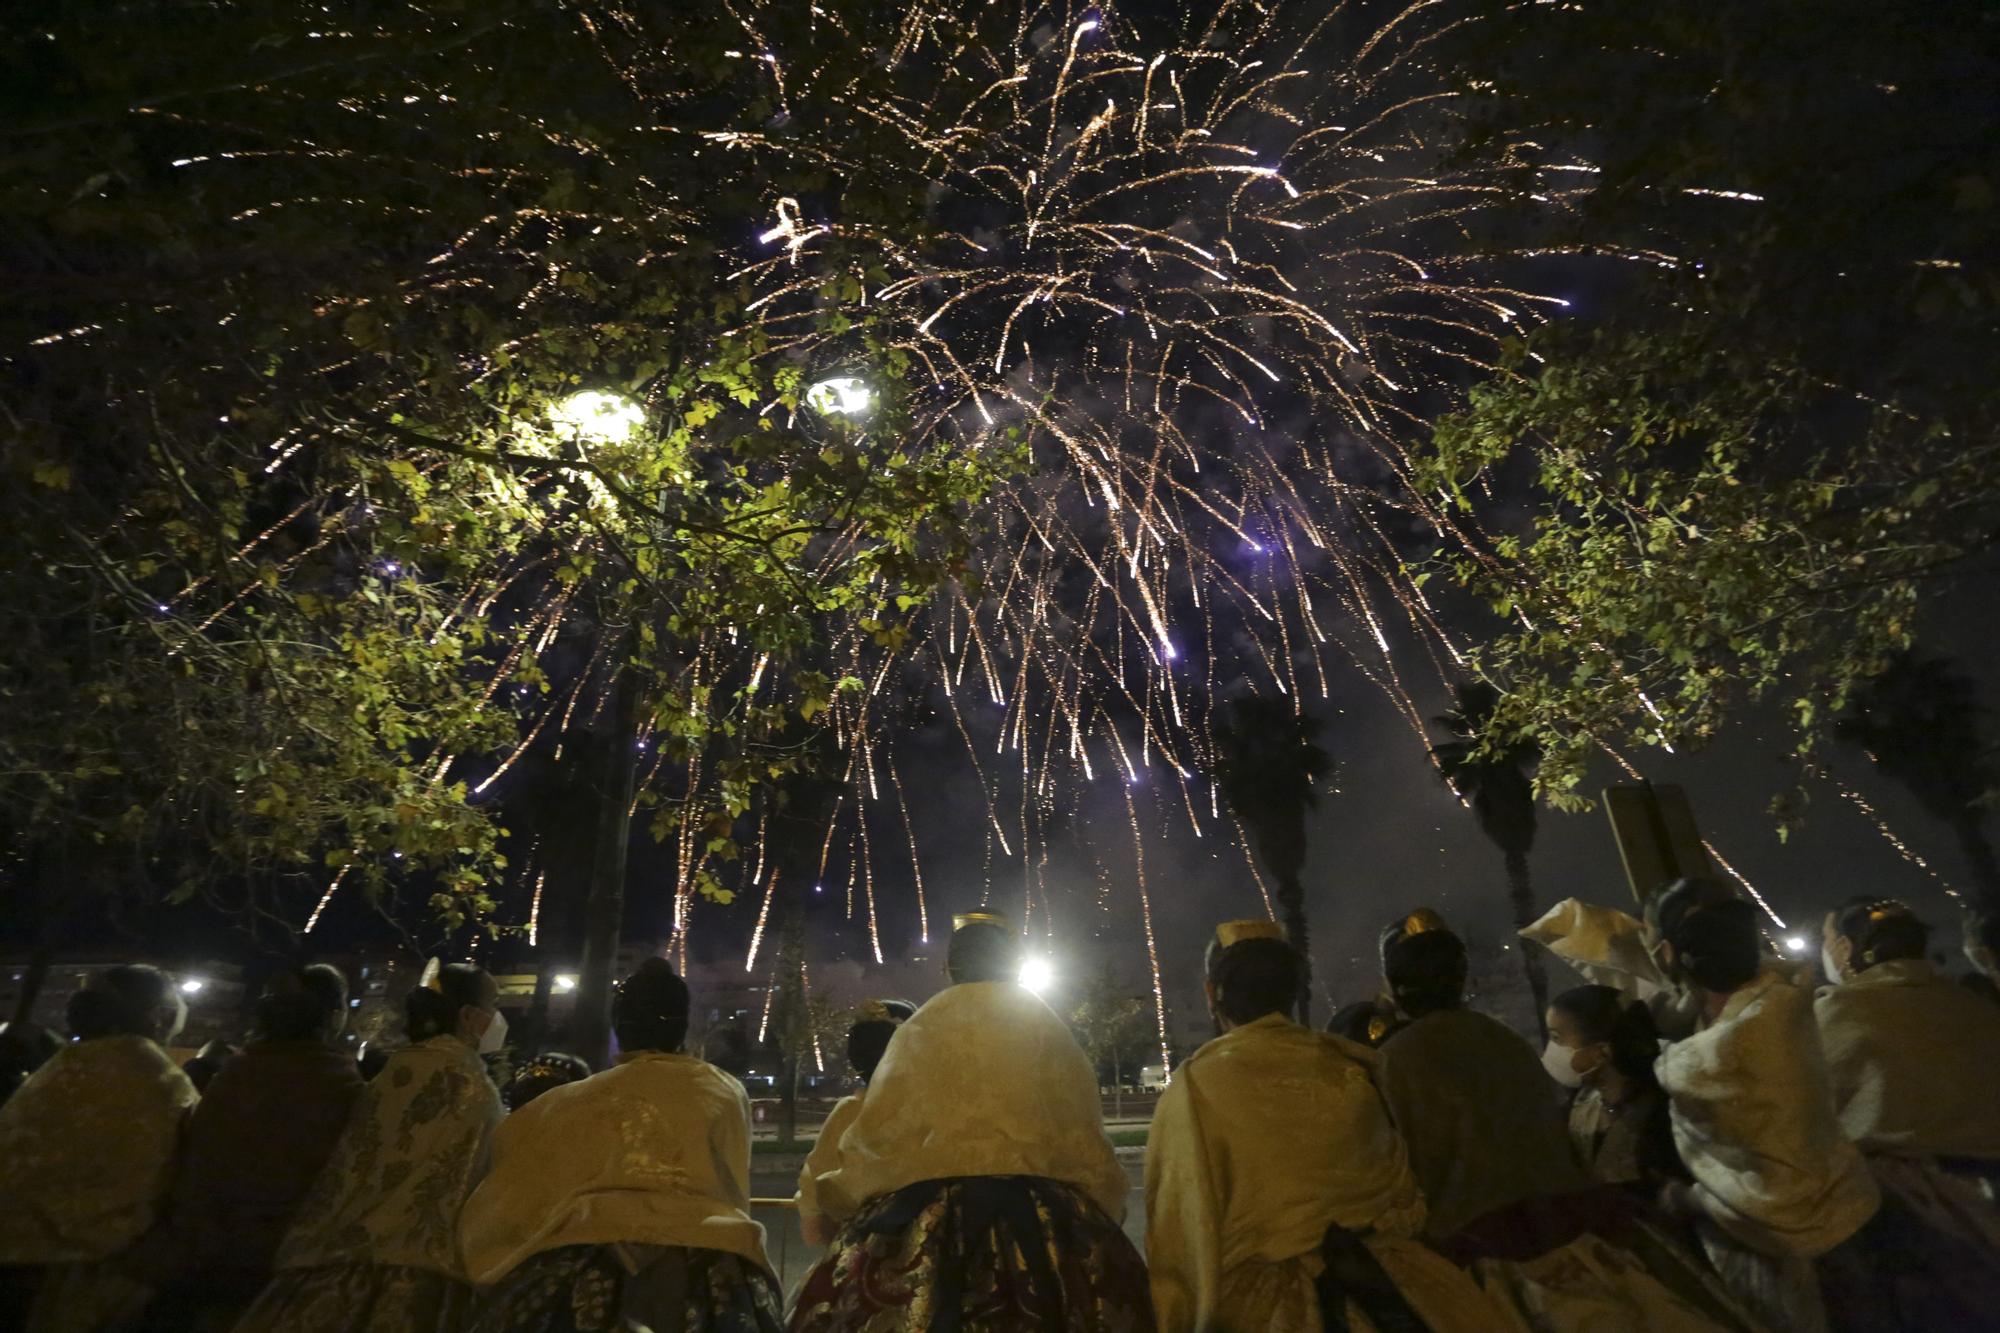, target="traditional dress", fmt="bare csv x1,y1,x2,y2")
1380,1008,1753,1332
790,980,1149,1331
1812,958,2000,1296
794,1091,865,1245
457,1051,781,1333
147,1038,363,1327
1656,964,1879,1333
1144,1013,1510,1332
232,1034,503,1333
0,1034,198,1333
1375,1007,1590,1239
1567,1084,1677,1191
